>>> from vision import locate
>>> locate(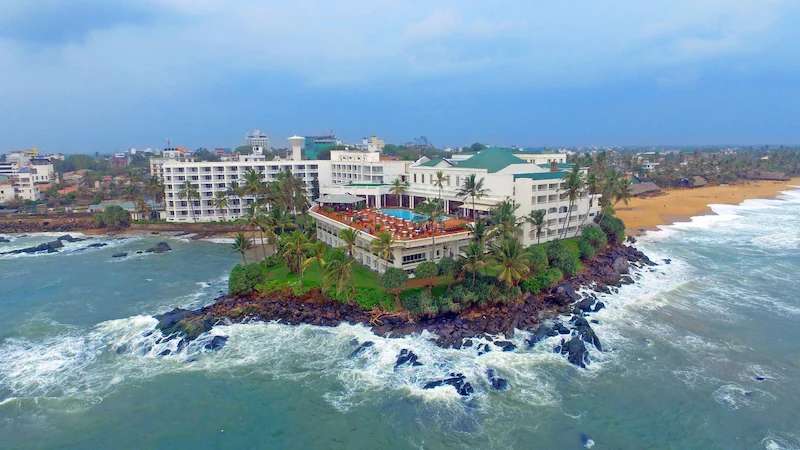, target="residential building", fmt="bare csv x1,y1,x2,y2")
0,176,15,204
29,159,57,184
303,134,340,159
361,136,385,153
149,147,191,178
0,161,18,177
11,168,38,201
246,129,269,152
